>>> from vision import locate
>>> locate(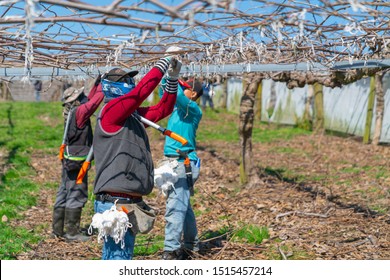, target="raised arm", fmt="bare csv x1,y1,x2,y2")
136,83,177,123
75,77,104,128
101,57,181,133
